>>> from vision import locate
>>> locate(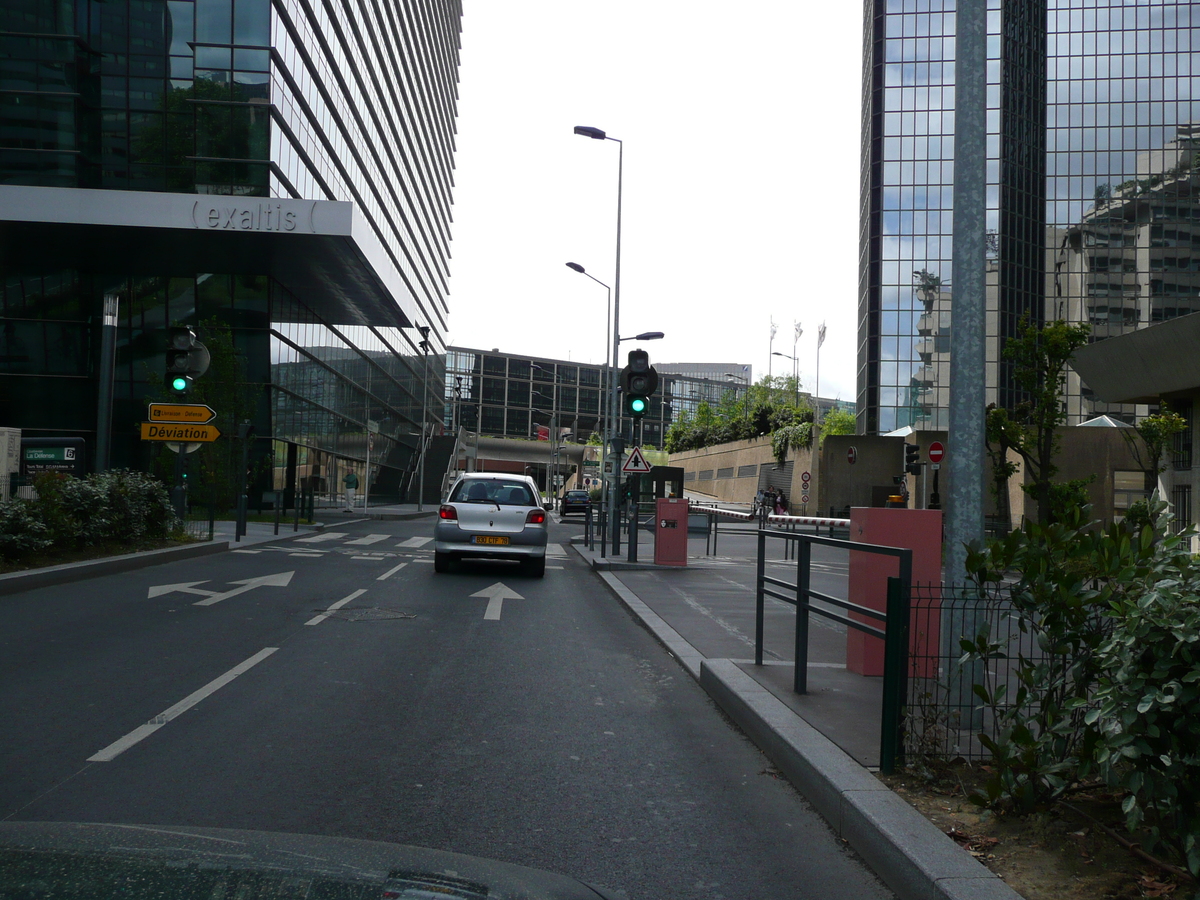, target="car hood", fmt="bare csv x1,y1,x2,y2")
0,822,620,900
